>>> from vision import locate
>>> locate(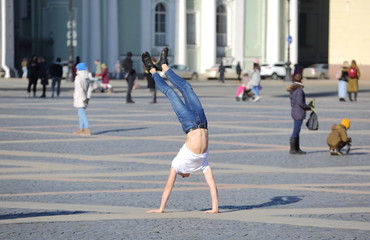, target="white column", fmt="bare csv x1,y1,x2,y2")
175,0,186,65
89,0,101,67
290,0,298,65
81,0,90,67
1,0,16,78
140,0,152,53
266,0,280,63
105,0,119,72
233,0,245,64
200,0,216,73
